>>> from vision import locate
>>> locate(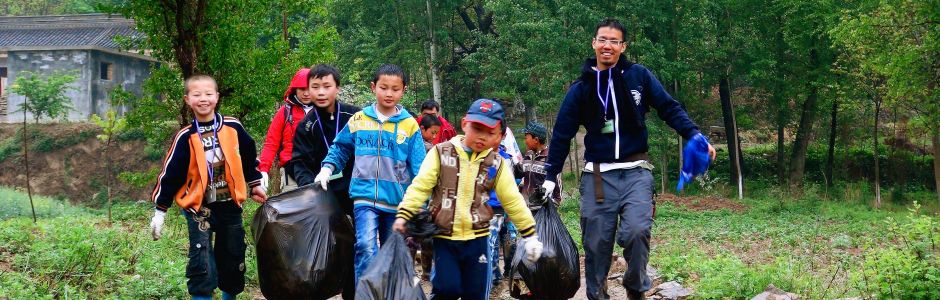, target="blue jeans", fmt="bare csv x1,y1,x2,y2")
183,201,245,298
353,205,397,281
488,209,518,285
